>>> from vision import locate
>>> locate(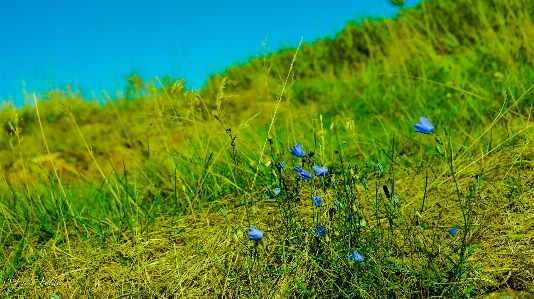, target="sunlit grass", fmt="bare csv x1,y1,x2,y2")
1,0,534,298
